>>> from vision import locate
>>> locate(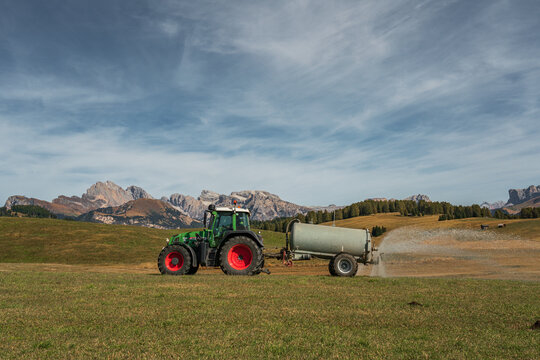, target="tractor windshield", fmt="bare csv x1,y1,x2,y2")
216,213,233,231
236,212,250,230
211,211,250,232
